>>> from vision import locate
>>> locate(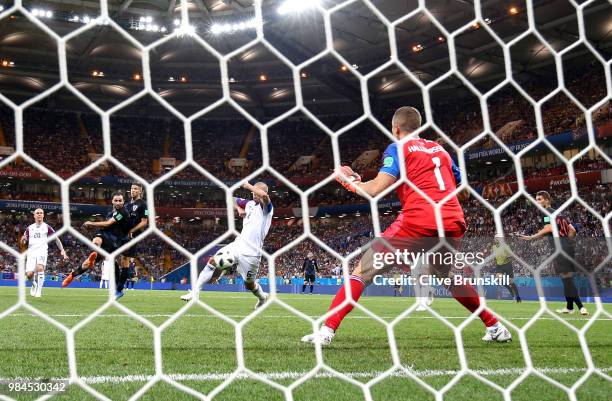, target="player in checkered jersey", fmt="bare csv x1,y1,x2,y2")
519,191,588,316
20,208,68,298
301,106,511,345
